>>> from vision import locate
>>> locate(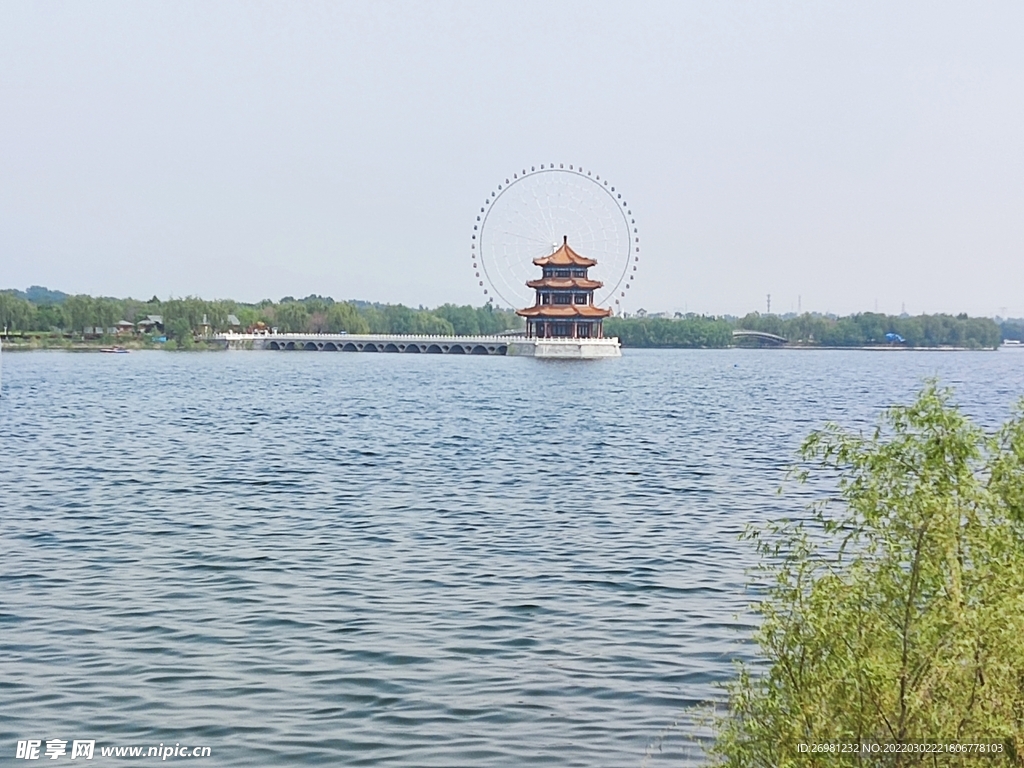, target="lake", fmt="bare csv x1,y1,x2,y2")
2,348,1023,765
